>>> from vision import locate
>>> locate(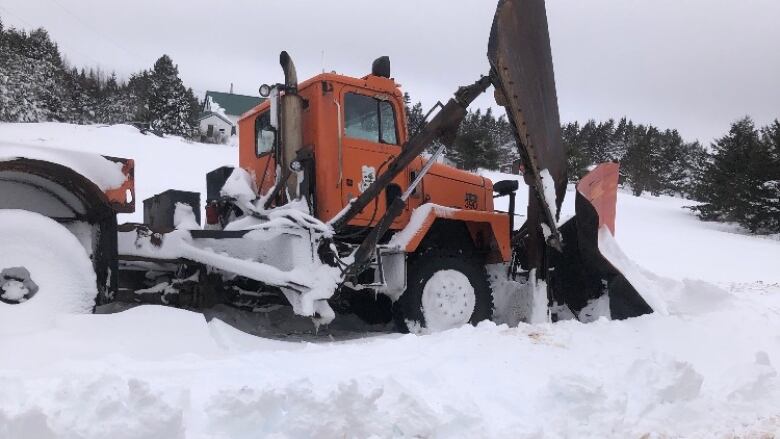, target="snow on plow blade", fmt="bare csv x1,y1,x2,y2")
549,163,656,320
